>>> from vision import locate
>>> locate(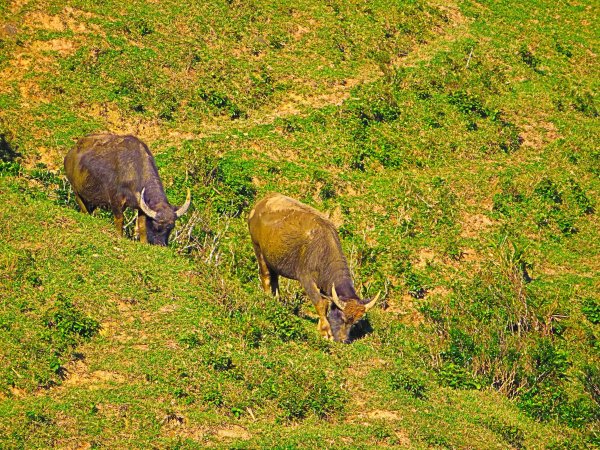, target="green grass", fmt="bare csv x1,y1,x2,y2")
1,0,599,447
